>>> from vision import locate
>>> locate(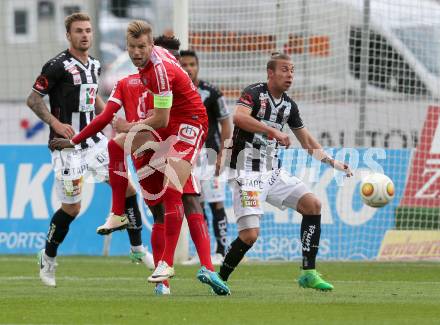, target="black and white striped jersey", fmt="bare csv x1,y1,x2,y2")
32,49,105,149
228,82,304,173
198,80,230,153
